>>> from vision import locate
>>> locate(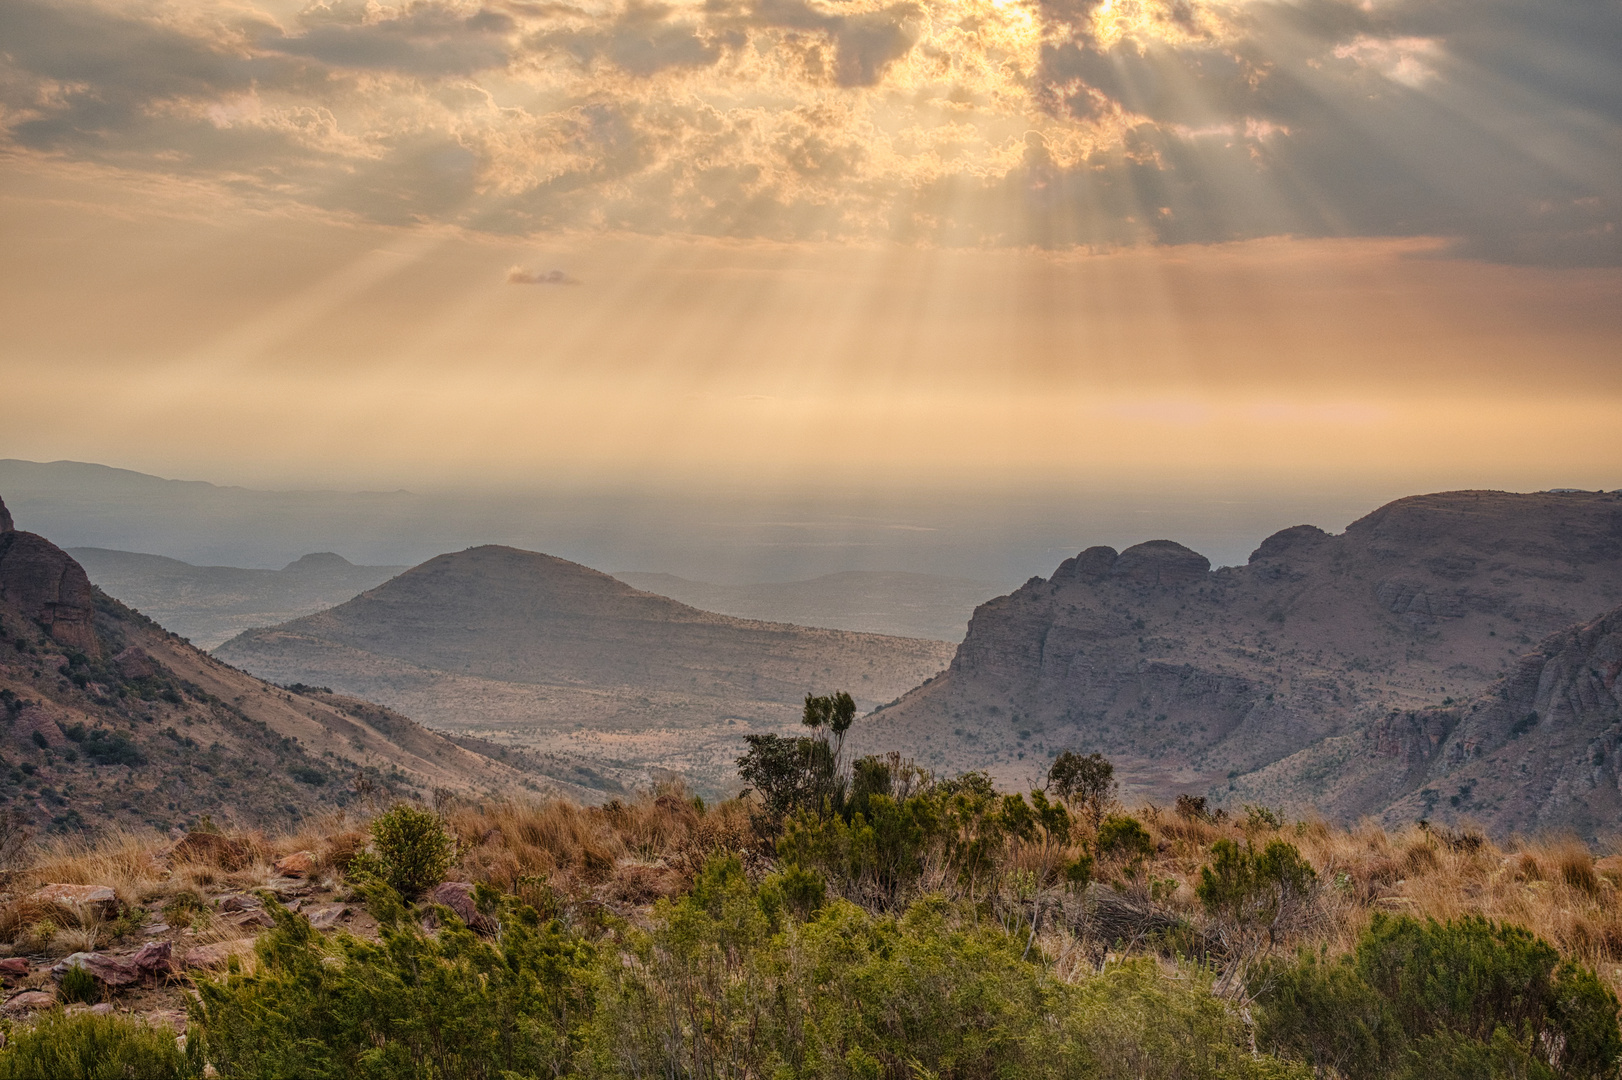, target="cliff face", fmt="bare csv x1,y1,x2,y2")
0,495,99,656
861,490,1622,816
